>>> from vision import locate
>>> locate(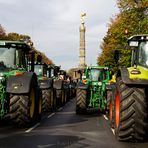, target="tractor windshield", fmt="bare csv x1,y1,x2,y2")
34,65,43,76
0,47,15,68
0,47,26,69
138,41,148,67
89,69,101,81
